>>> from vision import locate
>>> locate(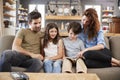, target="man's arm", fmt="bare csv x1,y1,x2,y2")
12,37,43,60
12,37,33,56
